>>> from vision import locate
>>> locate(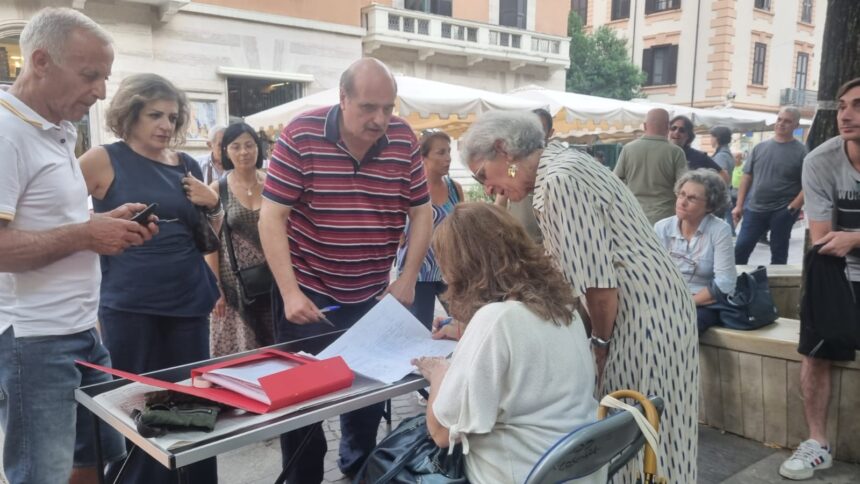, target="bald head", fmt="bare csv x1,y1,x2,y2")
340,58,397,97
644,108,670,137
